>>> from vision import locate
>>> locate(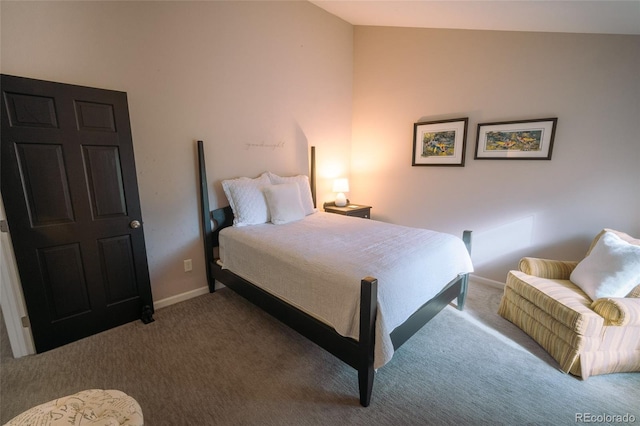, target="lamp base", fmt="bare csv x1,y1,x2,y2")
335,193,347,207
